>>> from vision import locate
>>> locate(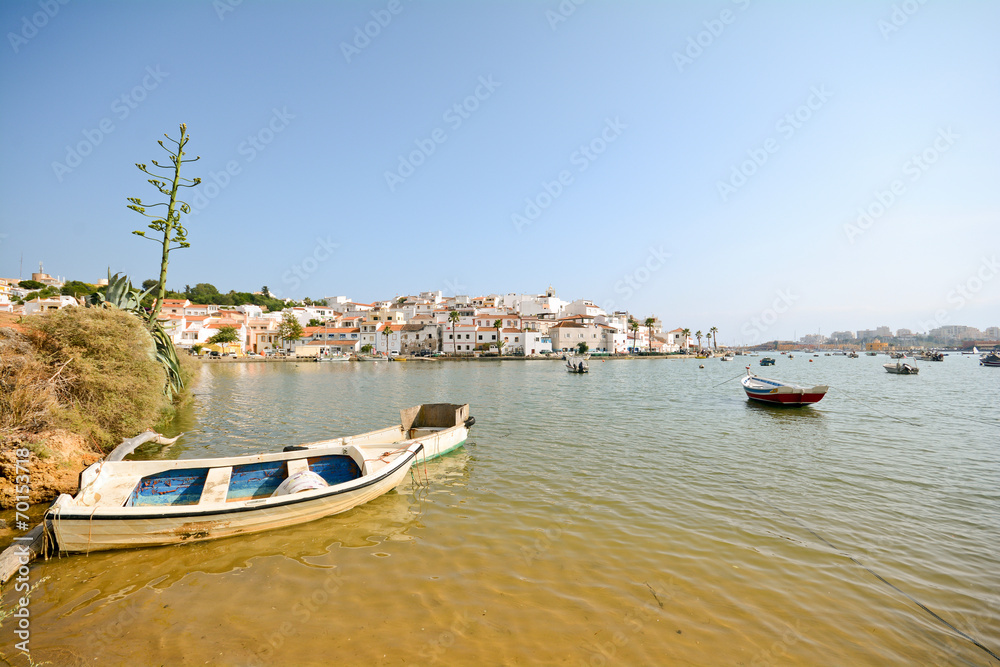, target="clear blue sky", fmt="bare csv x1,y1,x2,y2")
2,0,997,344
